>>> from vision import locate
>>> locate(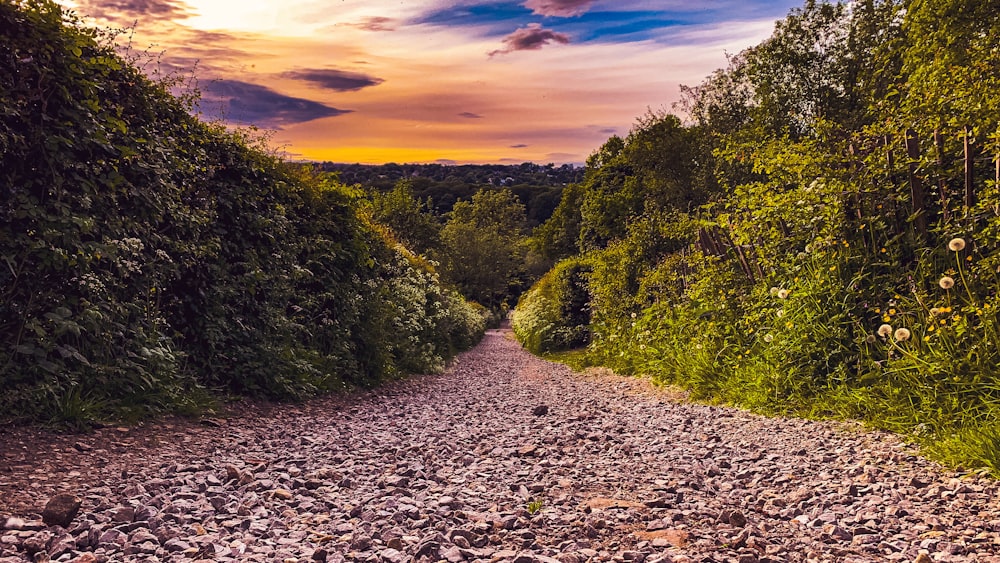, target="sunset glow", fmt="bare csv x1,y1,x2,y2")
58,0,802,165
